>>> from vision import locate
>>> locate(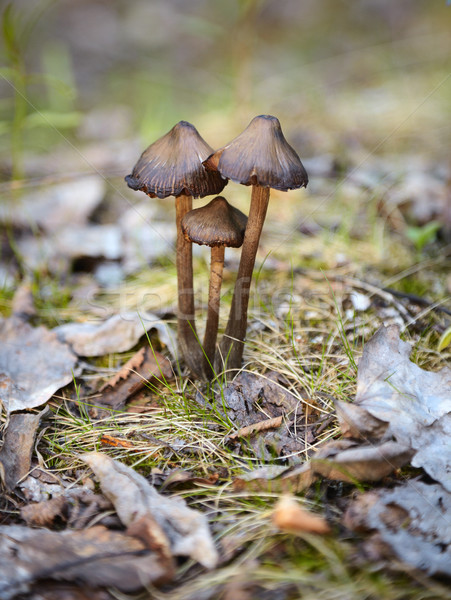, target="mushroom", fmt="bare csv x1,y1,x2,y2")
181,196,247,379
203,115,308,370
125,121,226,376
